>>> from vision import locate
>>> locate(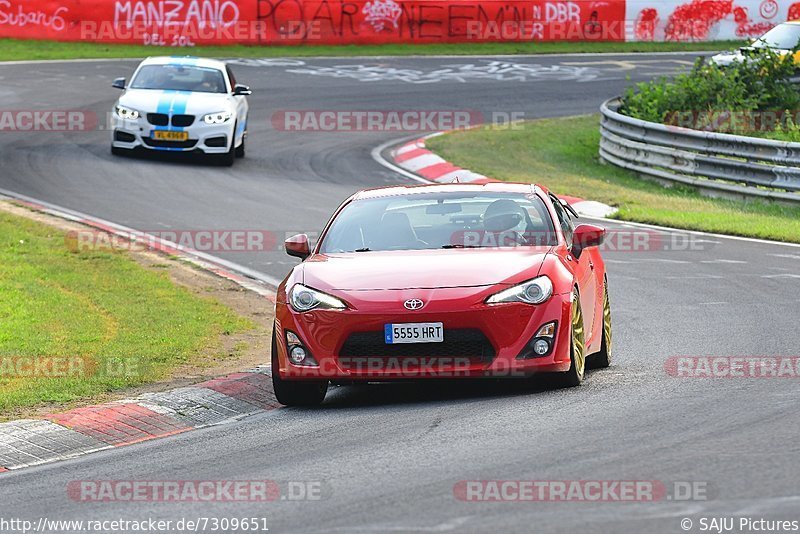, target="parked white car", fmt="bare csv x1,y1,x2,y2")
711,21,800,68
110,56,250,166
